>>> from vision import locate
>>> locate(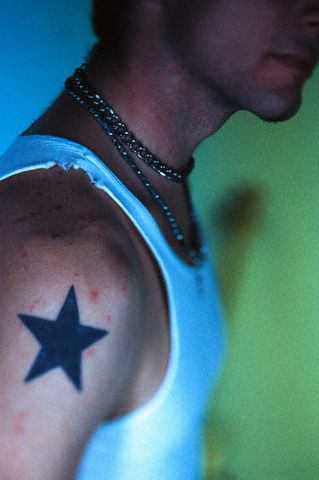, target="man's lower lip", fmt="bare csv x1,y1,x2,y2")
273,56,312,78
